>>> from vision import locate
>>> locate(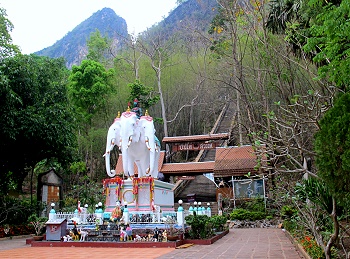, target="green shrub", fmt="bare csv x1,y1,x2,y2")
0,196,38,225
230,208,266,220
244,197,266,212
185,214,214,239
209,215,227,232
280,205,297,219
